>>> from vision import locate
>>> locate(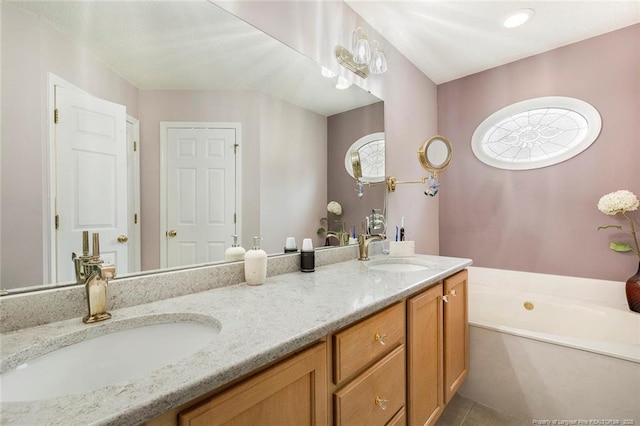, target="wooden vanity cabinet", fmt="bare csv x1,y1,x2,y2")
178,342,327,426
146,269,468,426
443,270,468,404
407,269,469,426
407,283,444,426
